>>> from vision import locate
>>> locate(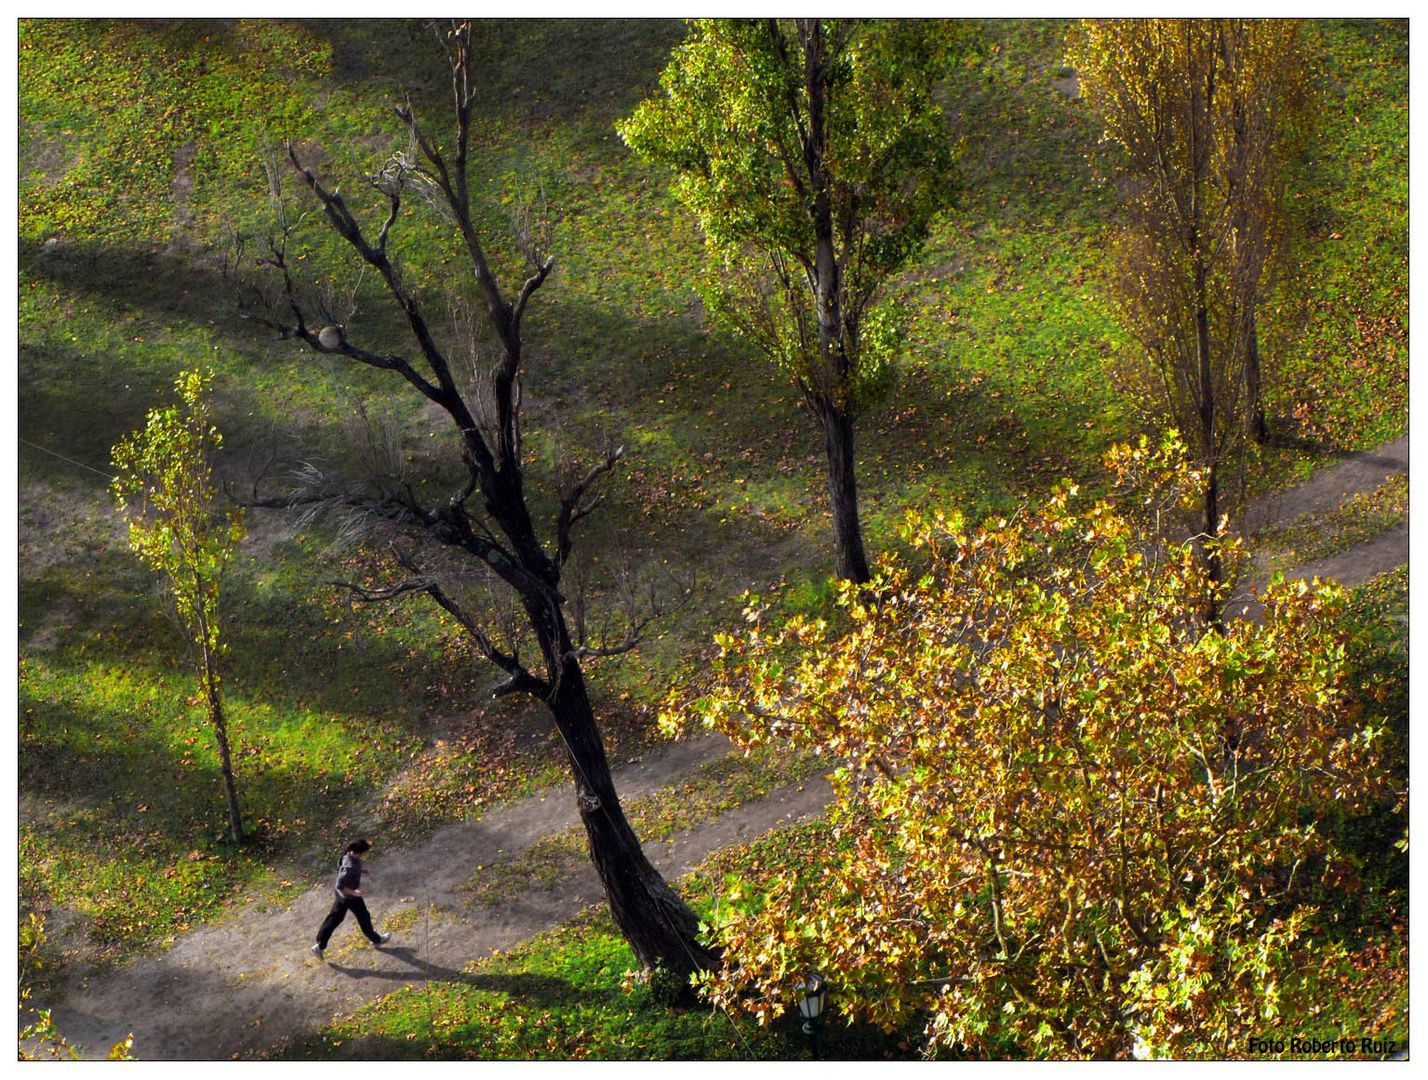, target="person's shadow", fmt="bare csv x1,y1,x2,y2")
326,947,580,1007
